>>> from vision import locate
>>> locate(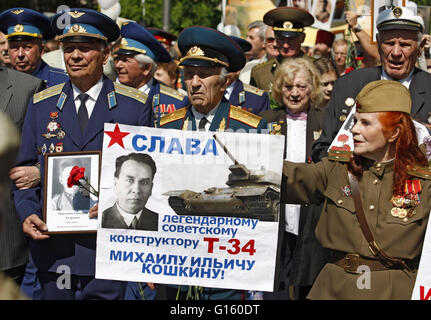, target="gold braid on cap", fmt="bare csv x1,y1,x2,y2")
179,46,229,67
273,21,304,33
